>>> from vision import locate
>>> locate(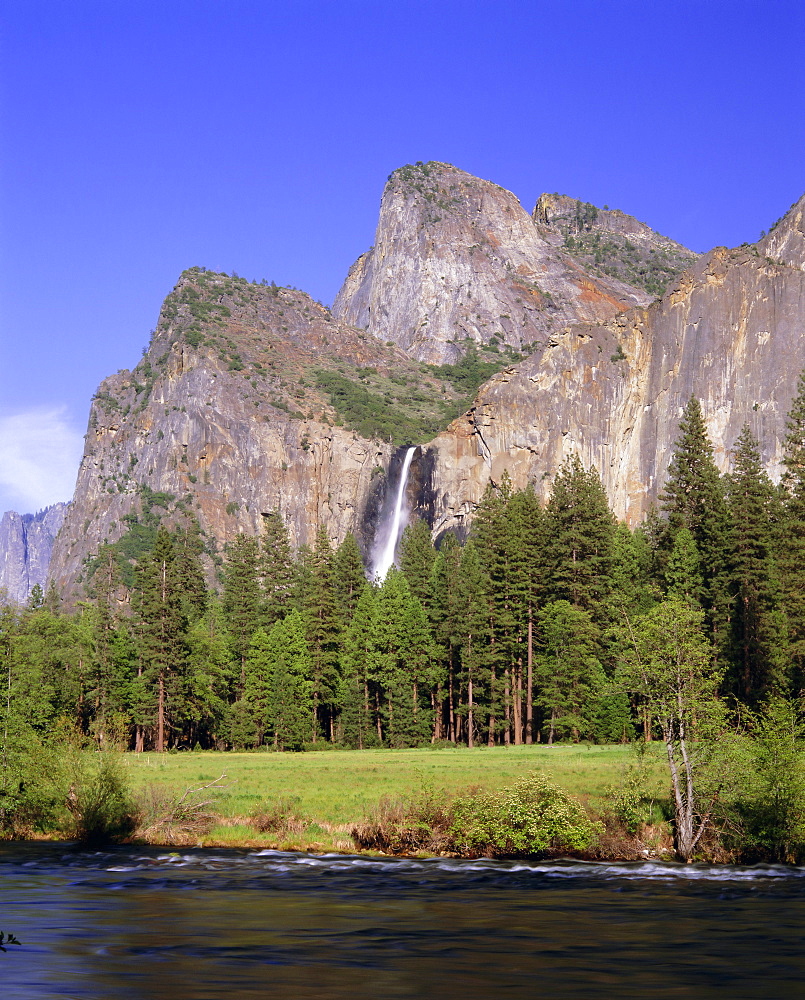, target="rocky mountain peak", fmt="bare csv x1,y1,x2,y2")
333,163,655,365
758,192,805,270
533,192,699,299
